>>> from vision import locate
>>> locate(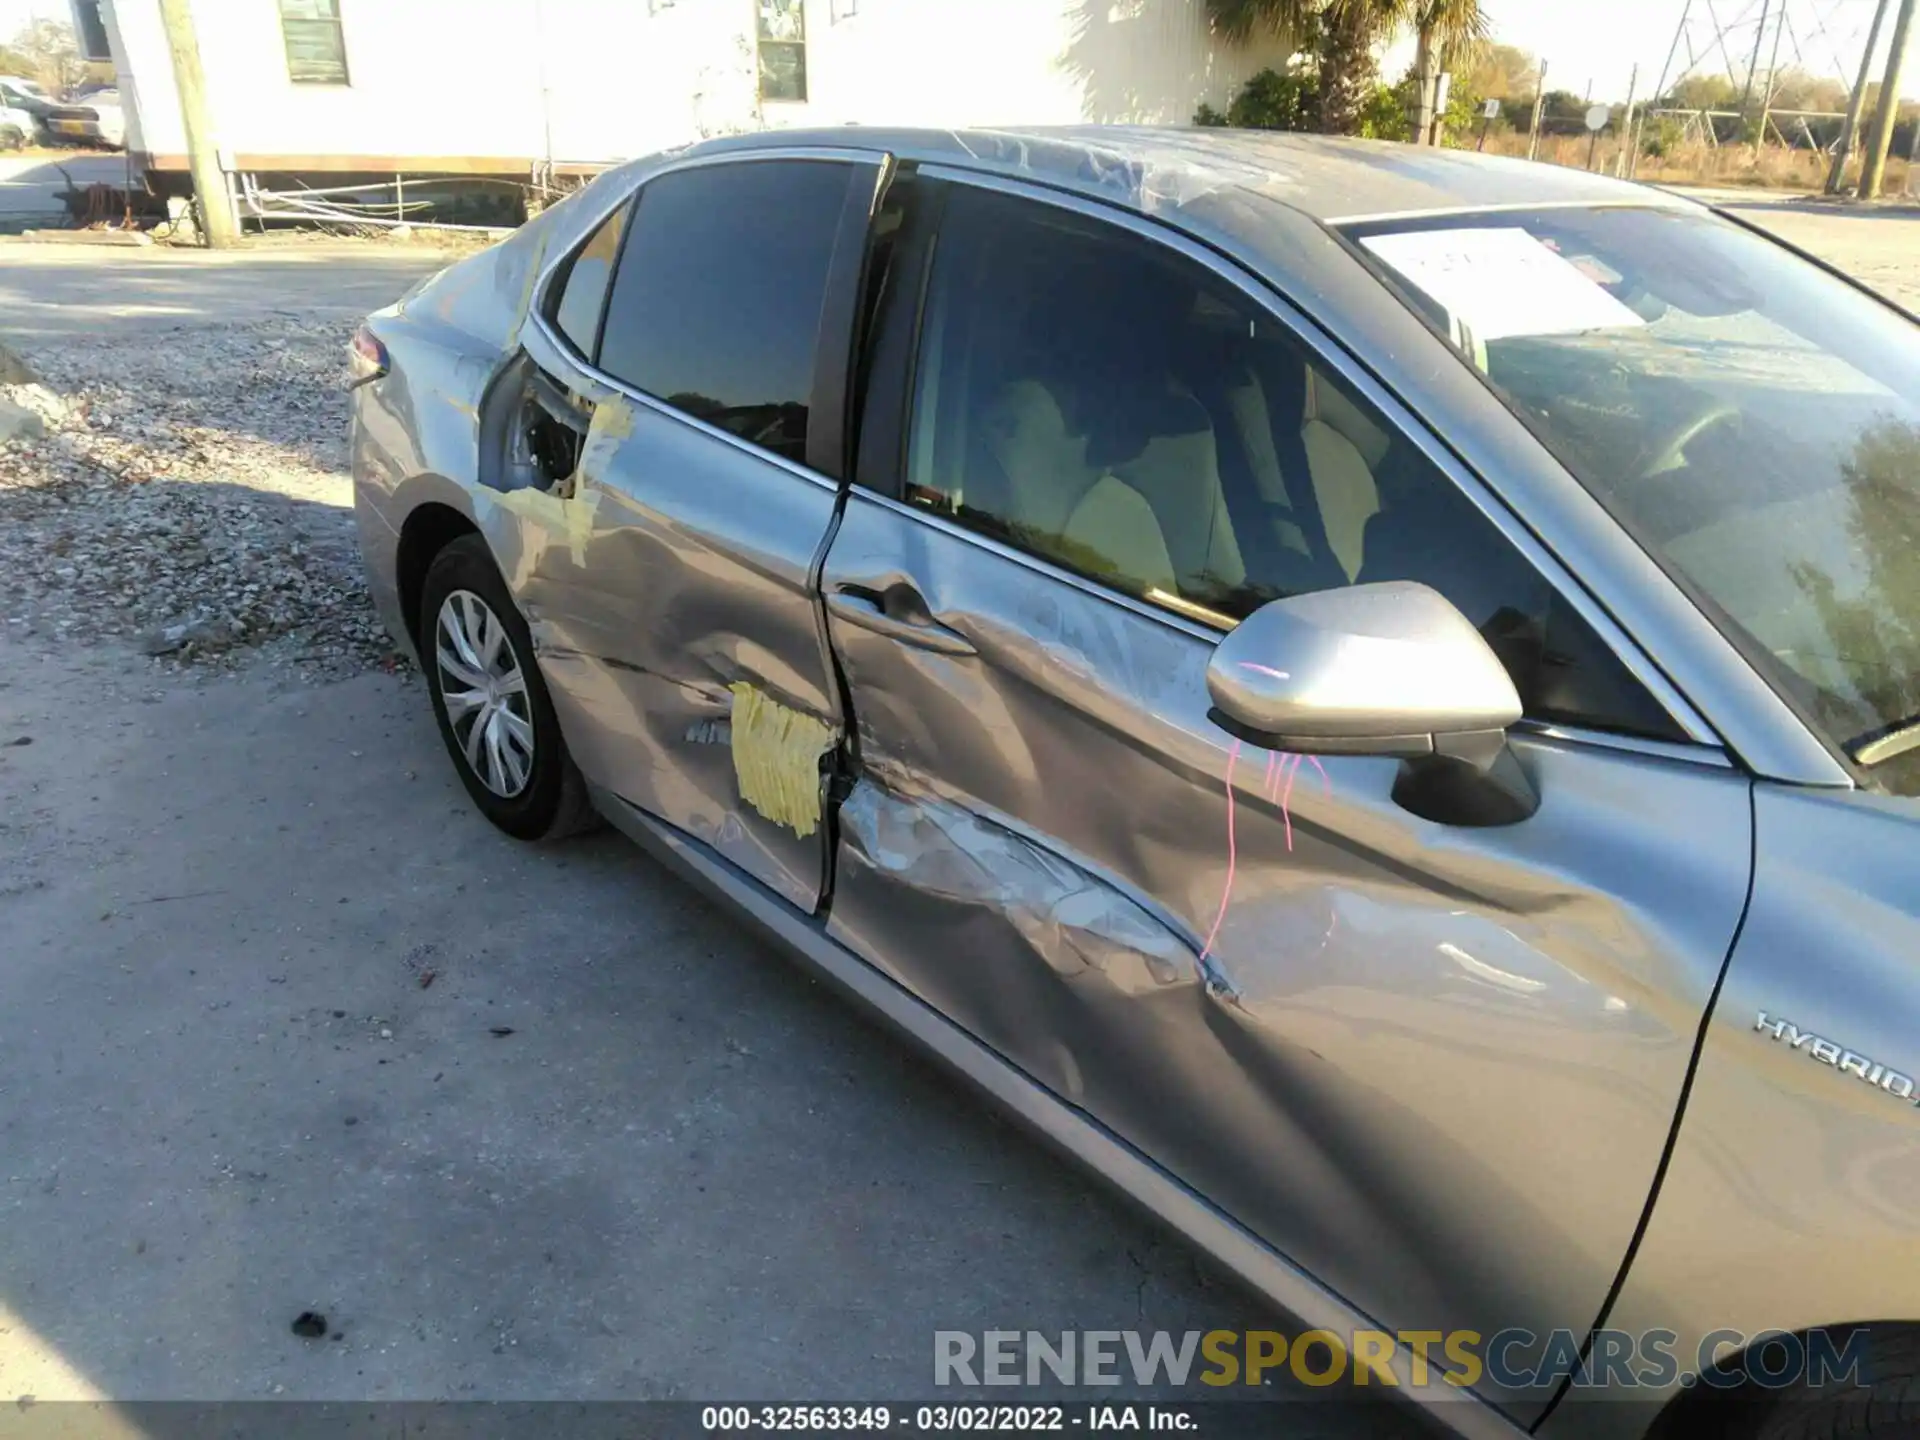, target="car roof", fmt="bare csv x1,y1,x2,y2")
690,124,1692,226
659,124,1704,431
